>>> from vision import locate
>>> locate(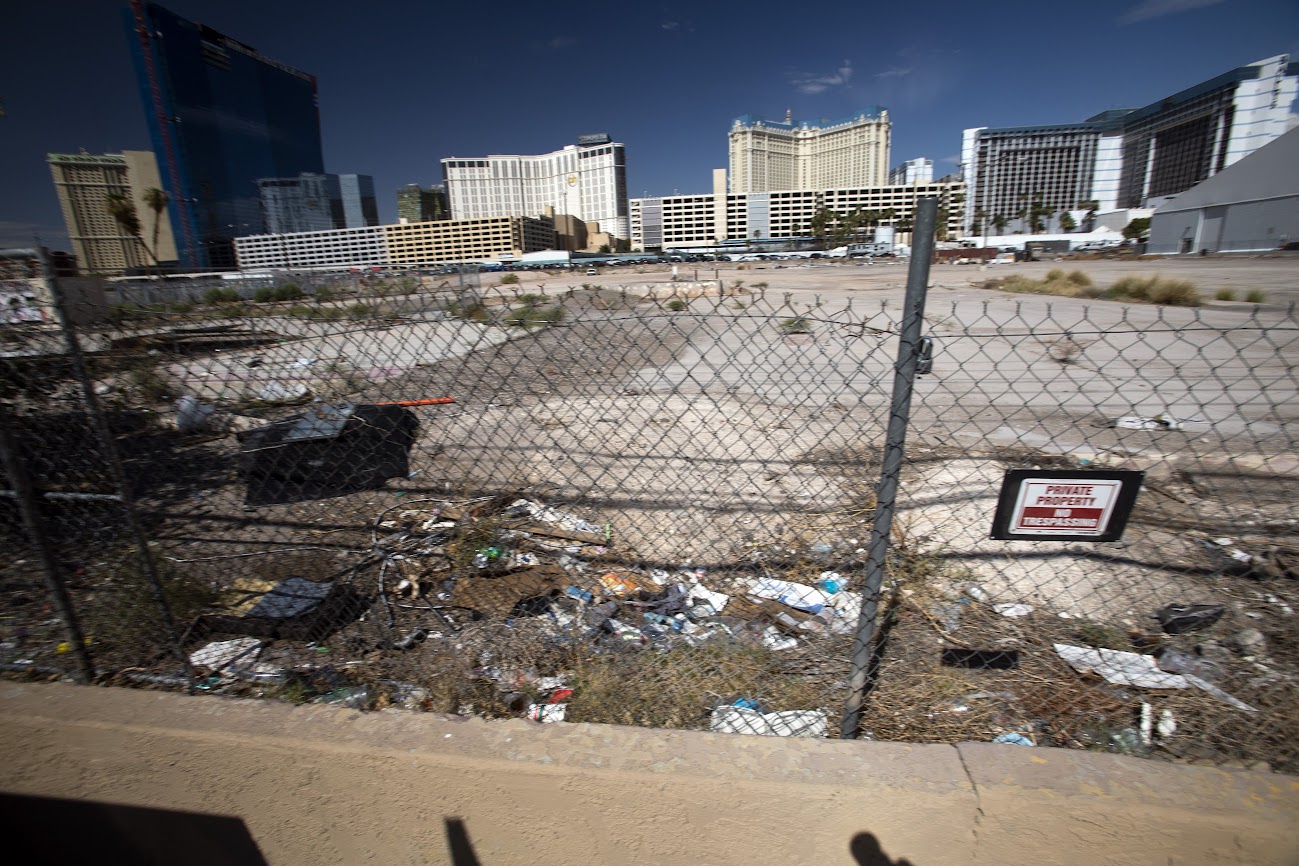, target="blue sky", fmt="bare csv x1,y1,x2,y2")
2,0,1296,248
